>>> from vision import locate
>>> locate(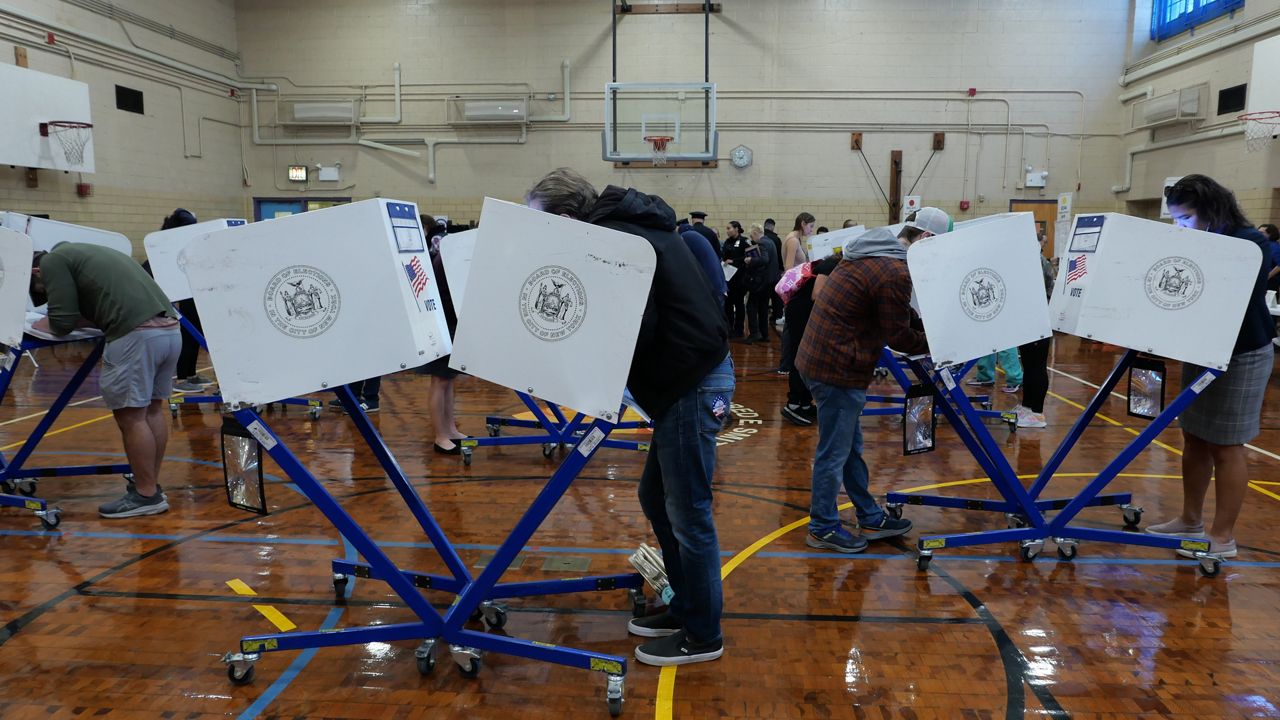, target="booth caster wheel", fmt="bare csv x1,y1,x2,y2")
414,639,437,675
606,674,624,717
478,601,508,630
1197,554,1222,578
450,645,482,678
462,447,473,466
37,508,60,531
1018,539,1044,562
222,652,259,686
873,367,889,380
309,406,322,420
629,588,648,618
542,443,556,458
886,503,903,520
1054,538,1078,561
916,551,933,571
1120,504,1143,529
333,573,349,598
170,402,179,418
486,423,501,437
